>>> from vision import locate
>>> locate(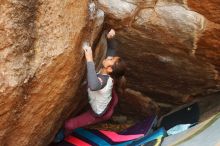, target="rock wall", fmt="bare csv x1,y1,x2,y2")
0,0,104,146
95,0,220,105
